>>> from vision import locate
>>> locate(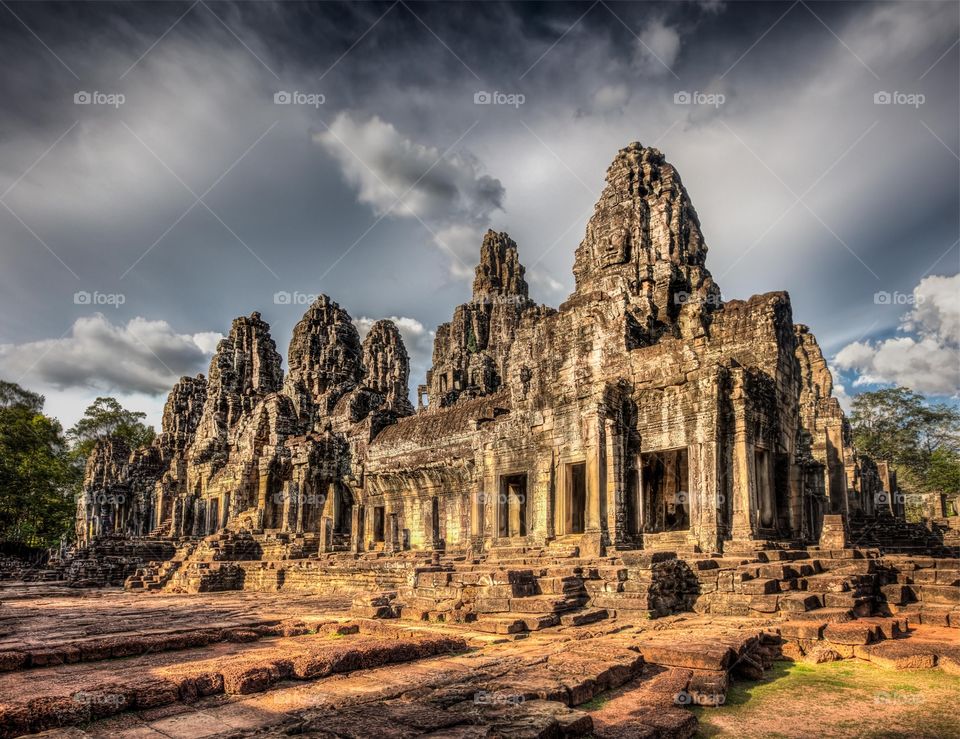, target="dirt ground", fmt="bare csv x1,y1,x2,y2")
690,659,960,739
